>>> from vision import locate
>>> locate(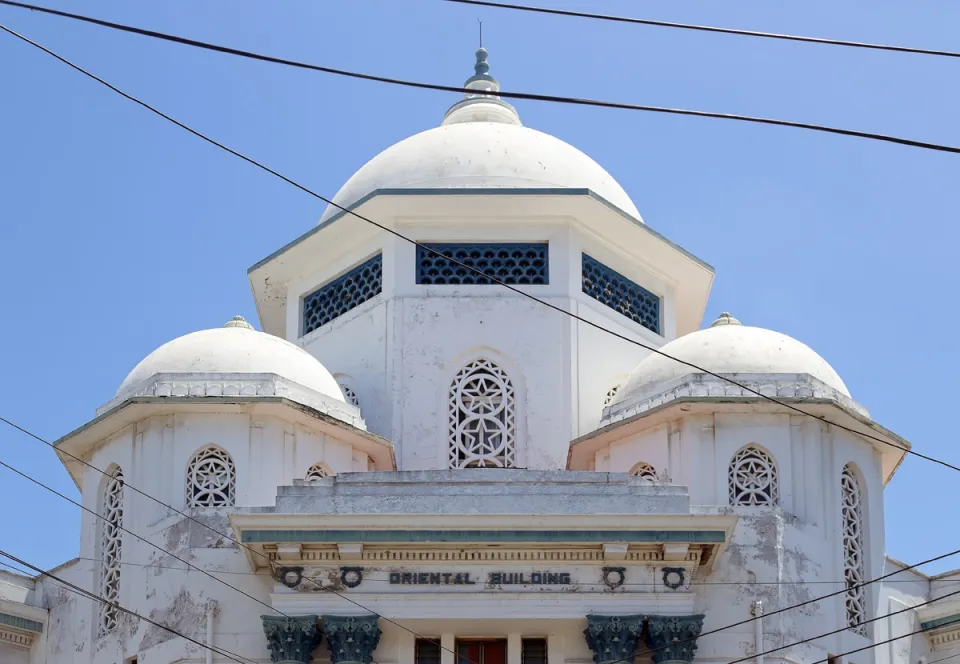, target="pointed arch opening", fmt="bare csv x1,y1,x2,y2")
185,445,236,507
448,358,517,468
841,463,868,634
728,445,779,506
98,465,124,637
